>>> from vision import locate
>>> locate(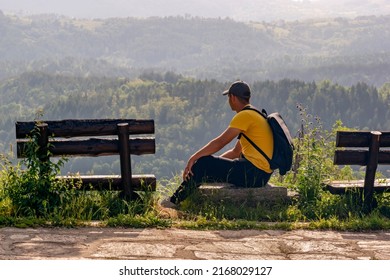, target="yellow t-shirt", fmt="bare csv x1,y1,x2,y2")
229,107,274,173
